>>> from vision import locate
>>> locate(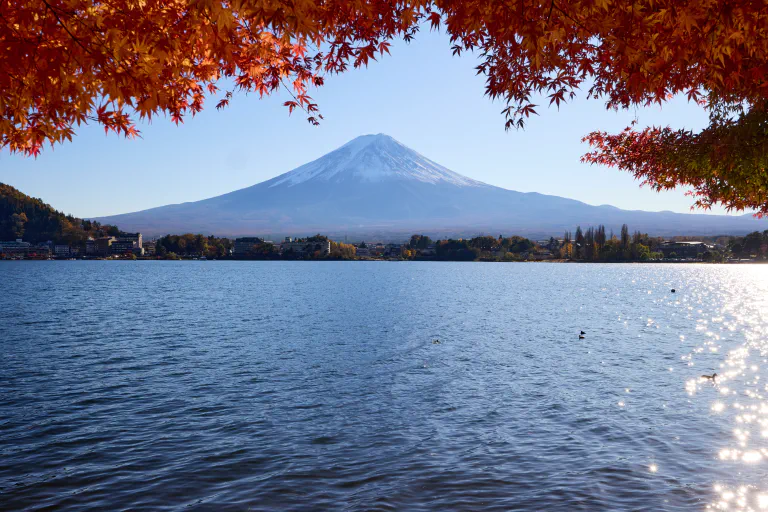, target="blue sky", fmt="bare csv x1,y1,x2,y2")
0,29,725,218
